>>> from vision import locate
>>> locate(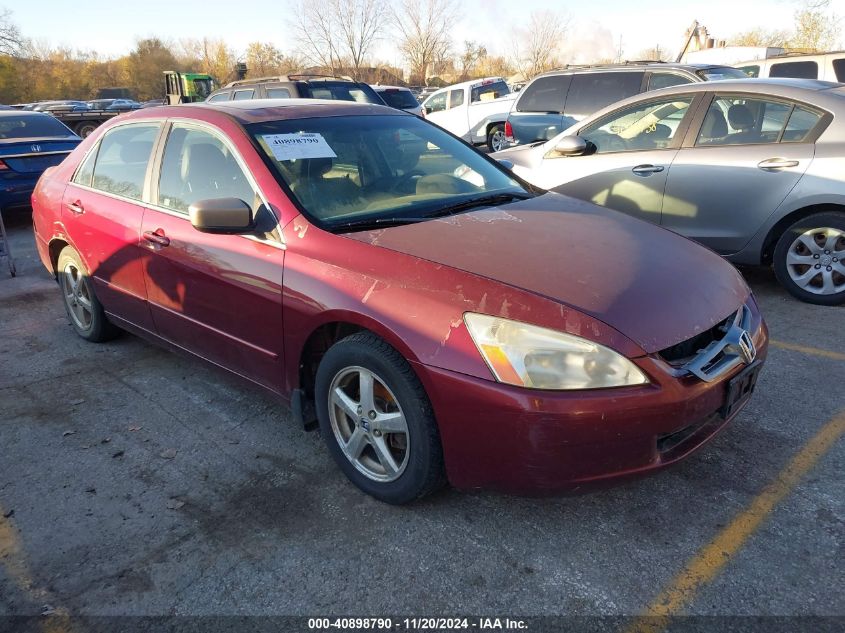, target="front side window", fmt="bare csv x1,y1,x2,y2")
250,114,528,229
157,125,258,213
233,89,254,100
424,92,447,113
91,123,160,200
565,72,644,120
579,96,694,154
770,60,819,79
695,96,820,146
208,92,231,103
